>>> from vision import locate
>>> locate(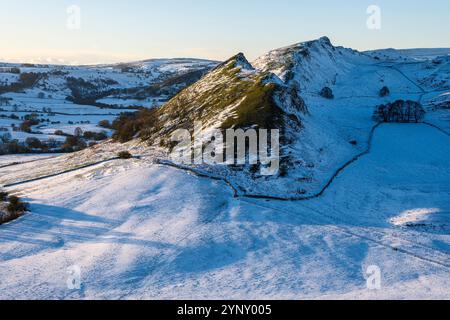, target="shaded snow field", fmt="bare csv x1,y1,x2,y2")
0,154,62,167
0,123,448,299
